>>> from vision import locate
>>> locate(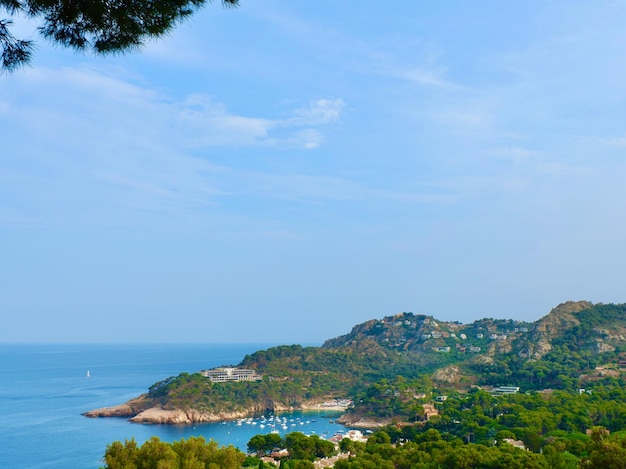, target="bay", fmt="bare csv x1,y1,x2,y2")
0,344,349,469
